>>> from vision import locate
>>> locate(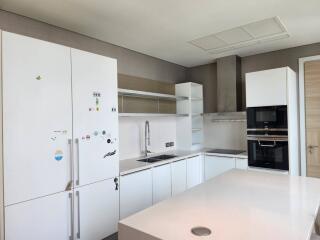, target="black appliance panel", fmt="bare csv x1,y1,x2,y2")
248,139,289,171
247,105,287,129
